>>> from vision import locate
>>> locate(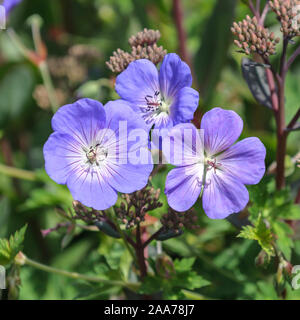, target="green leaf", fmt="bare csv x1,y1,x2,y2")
156,229,183,241
174,257,196,272
195,0,237,104
95,221,121,239
238,214,274,258
273,221,294,261
276,204,300,220
0,65,35,127
0,225,27,266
